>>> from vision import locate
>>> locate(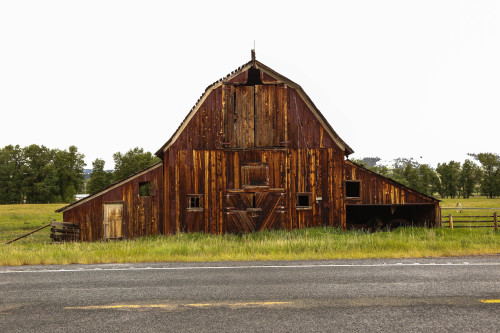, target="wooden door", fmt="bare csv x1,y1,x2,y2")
103,203,123,240
255,85,278,147
234,86,255,148
225,191,286,233
223,84,286,148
